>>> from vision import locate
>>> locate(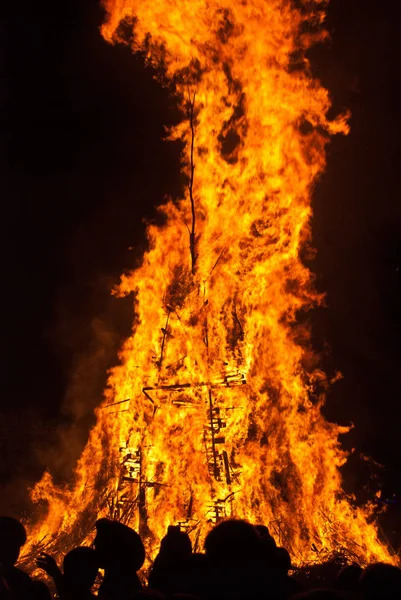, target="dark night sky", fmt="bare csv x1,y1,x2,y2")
1,0,400,542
